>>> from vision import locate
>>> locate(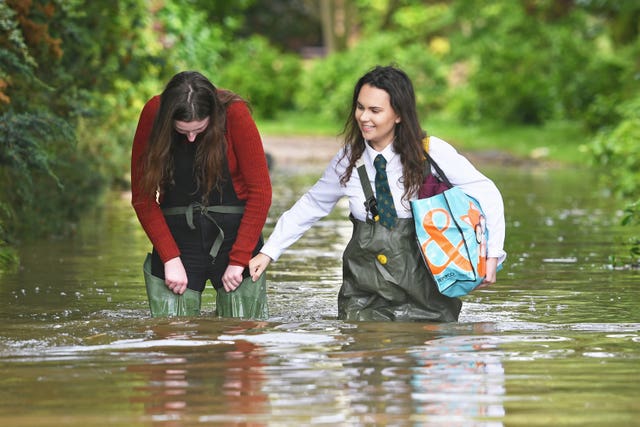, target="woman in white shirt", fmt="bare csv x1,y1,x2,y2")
250,65,506,321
